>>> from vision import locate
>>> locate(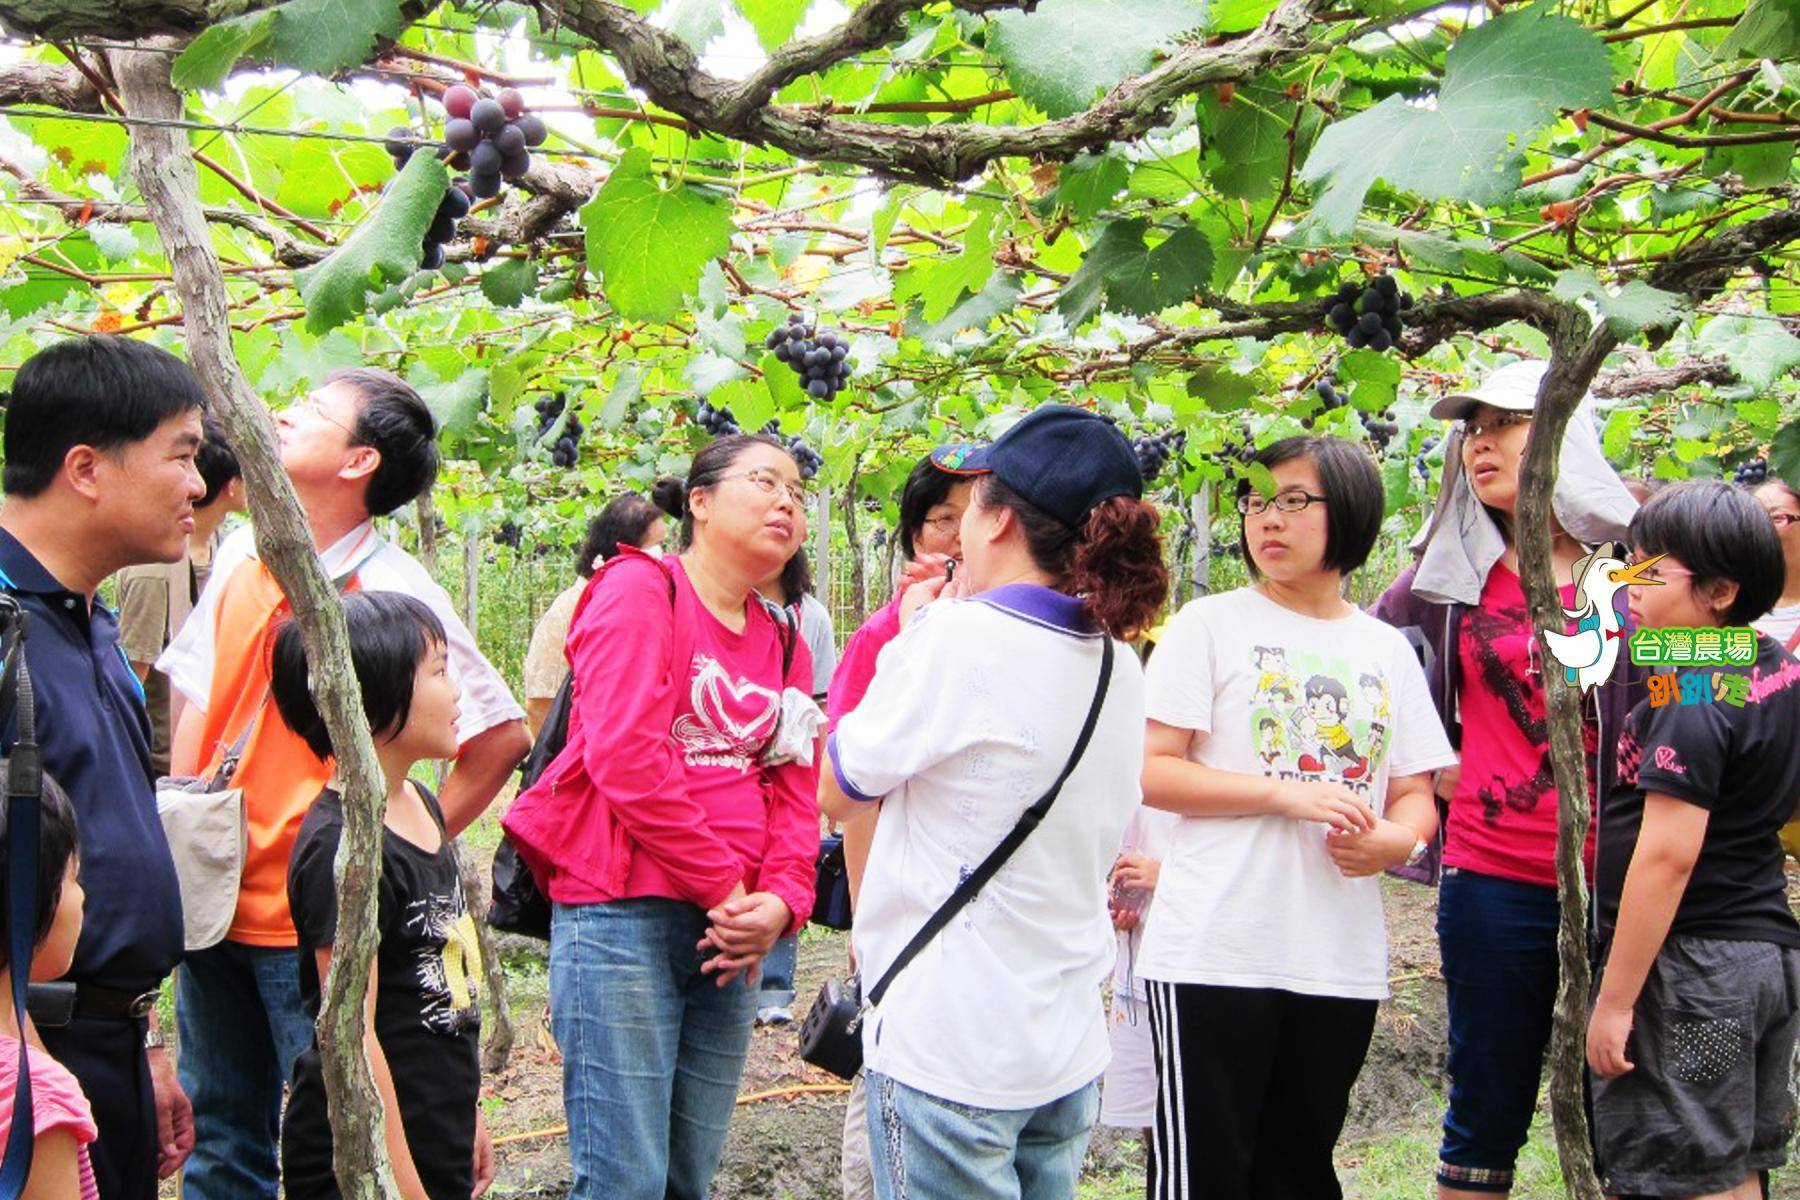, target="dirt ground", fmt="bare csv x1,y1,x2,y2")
480,880,1456,1200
